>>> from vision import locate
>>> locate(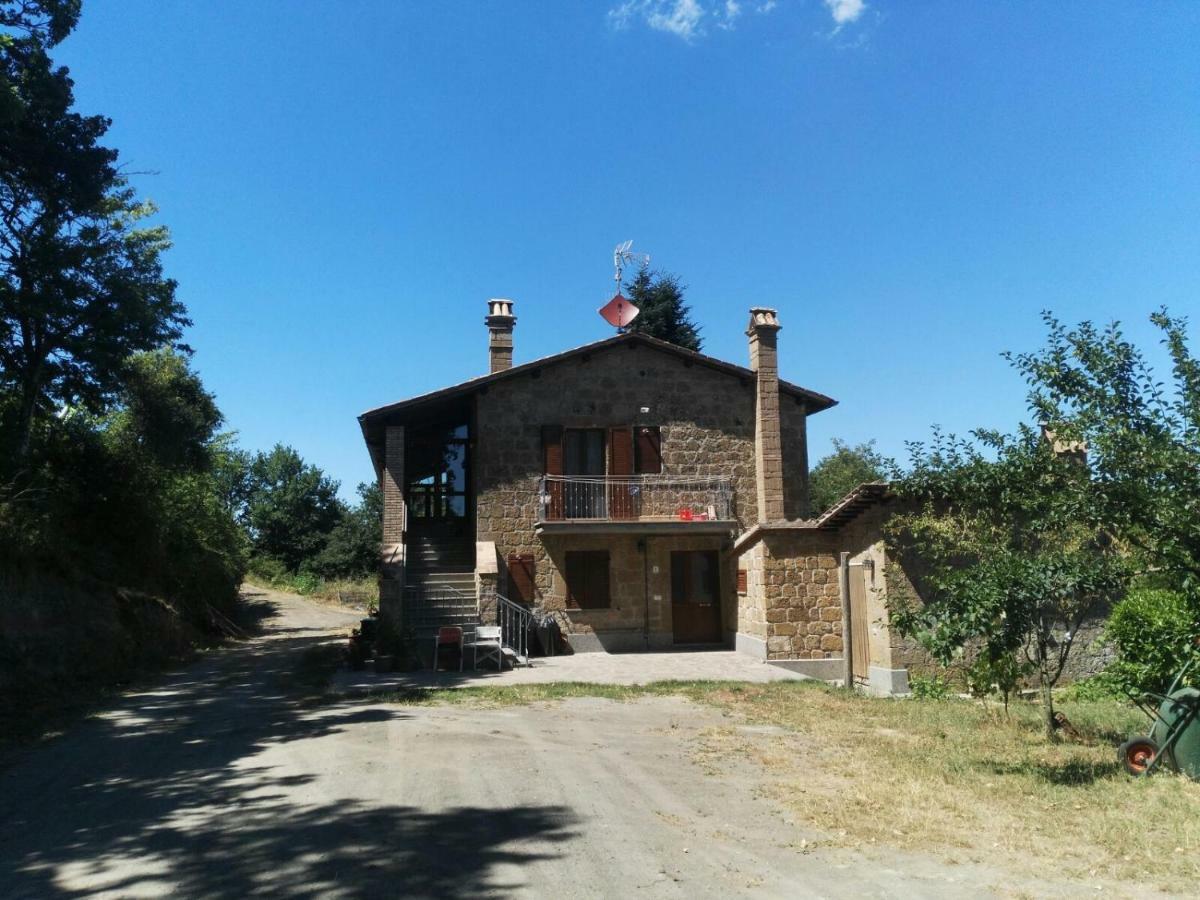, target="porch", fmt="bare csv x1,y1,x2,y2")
331,648,812,694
